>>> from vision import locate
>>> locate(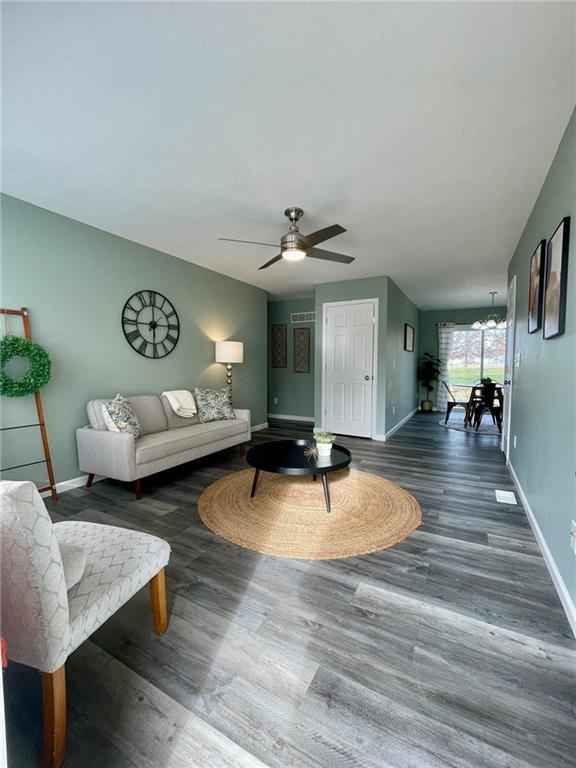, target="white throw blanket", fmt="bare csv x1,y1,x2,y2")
162,390,197,418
